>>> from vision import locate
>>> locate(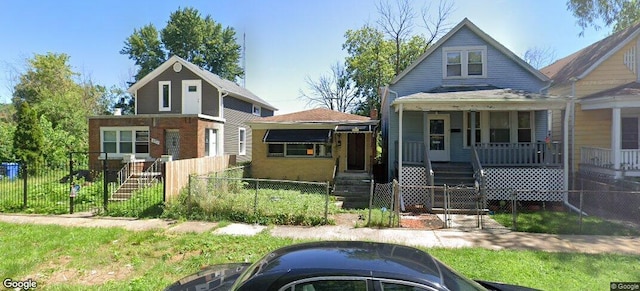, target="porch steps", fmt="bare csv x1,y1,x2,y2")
110,172,161,201
431,163,476,210
333,172,373,209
